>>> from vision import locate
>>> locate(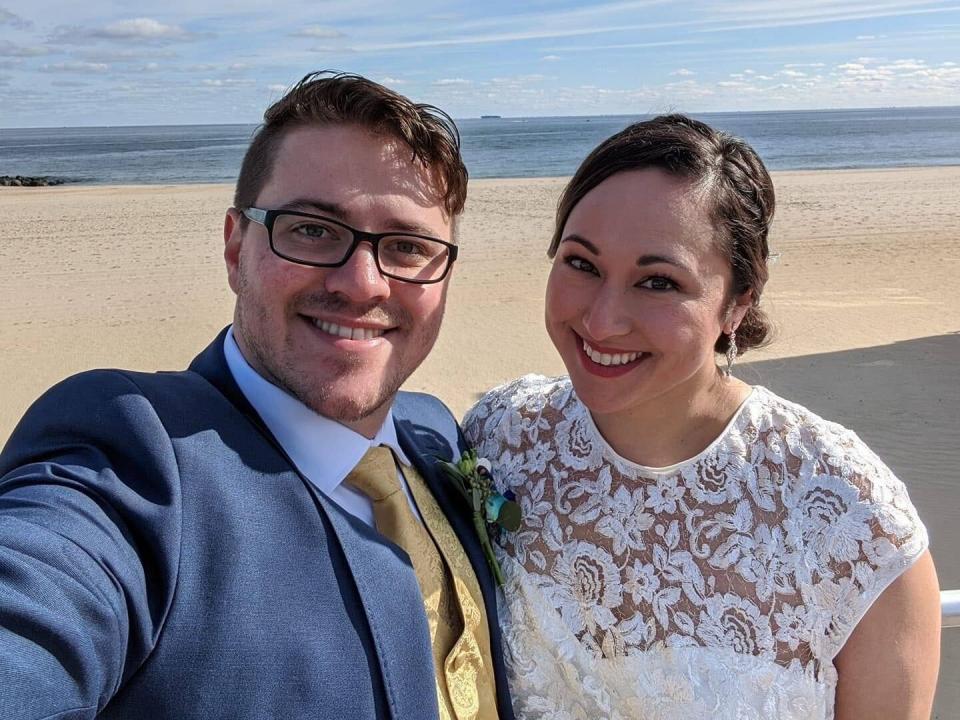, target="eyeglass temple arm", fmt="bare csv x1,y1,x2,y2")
242,207,268,223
